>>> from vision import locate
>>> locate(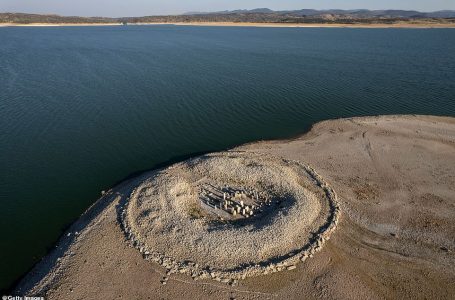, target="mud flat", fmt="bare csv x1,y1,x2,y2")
14,115,455,299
